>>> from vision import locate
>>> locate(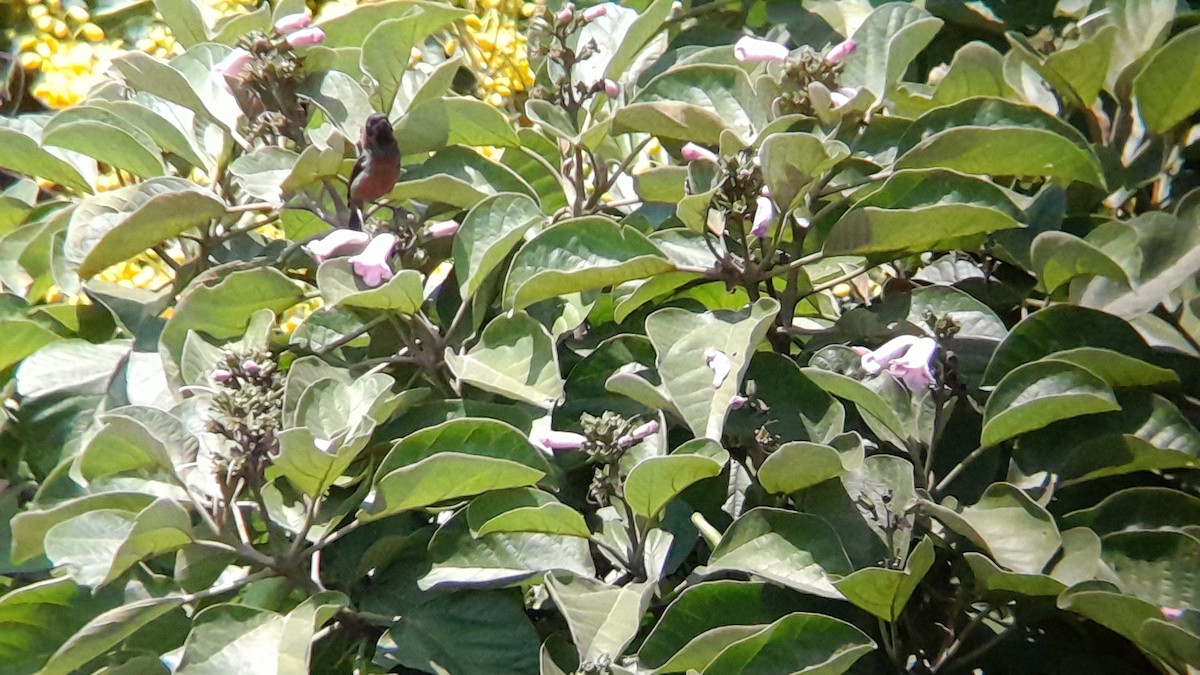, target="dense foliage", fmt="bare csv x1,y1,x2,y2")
1,0,1199,673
